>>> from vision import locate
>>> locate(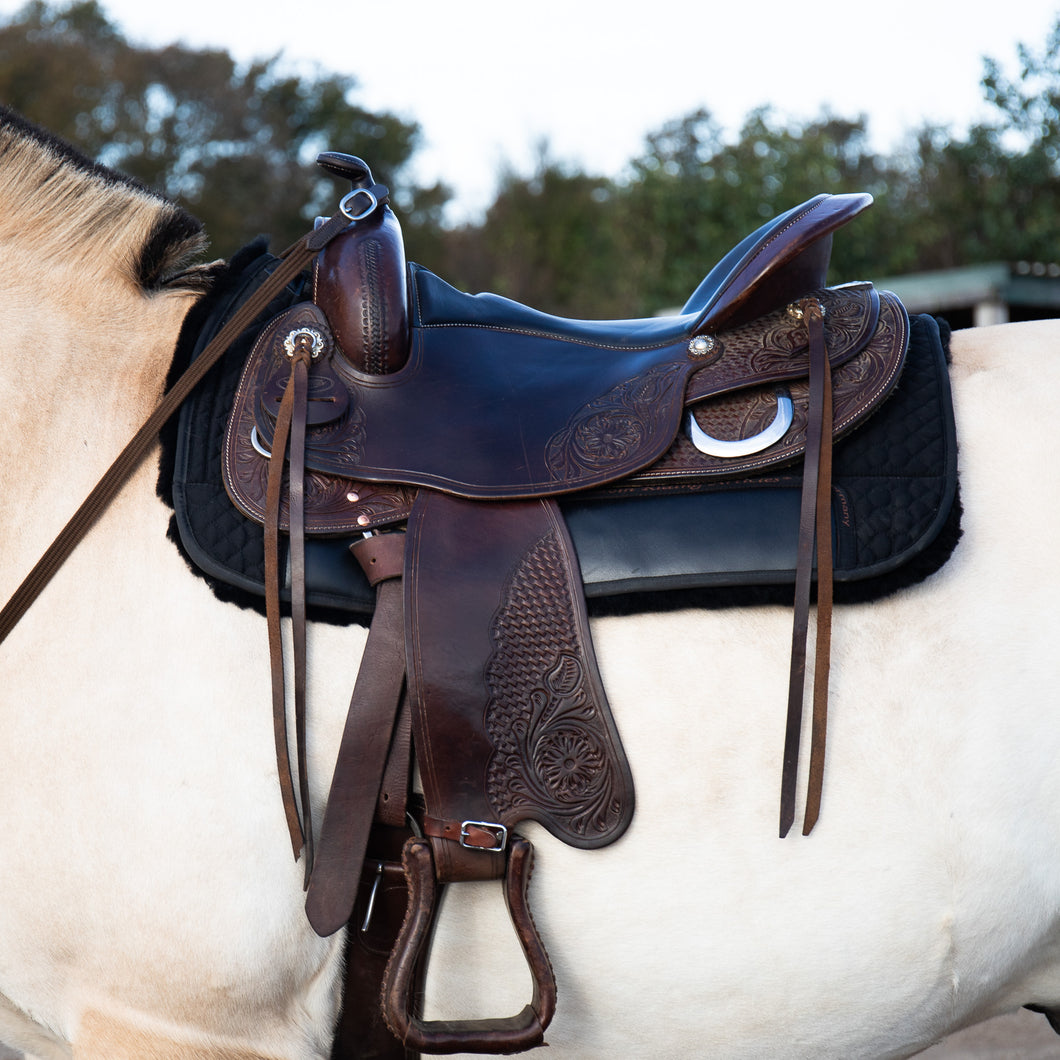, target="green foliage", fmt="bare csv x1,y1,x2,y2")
3,1,1060,307
616,107,905,312
432,144,639,318
0,0,445,255
982,20,1060,151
